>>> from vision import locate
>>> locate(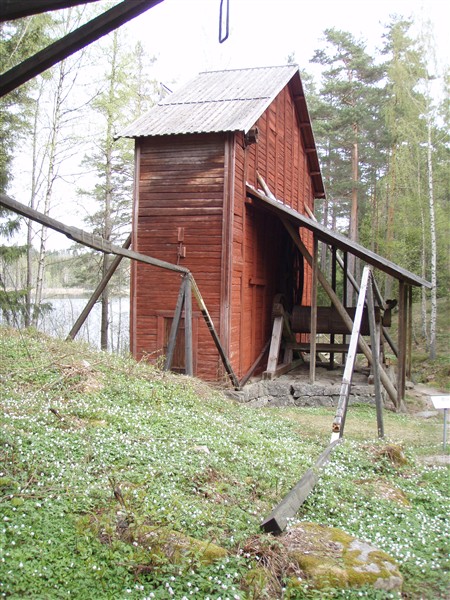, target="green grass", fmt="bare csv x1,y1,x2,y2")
0,326,449,599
